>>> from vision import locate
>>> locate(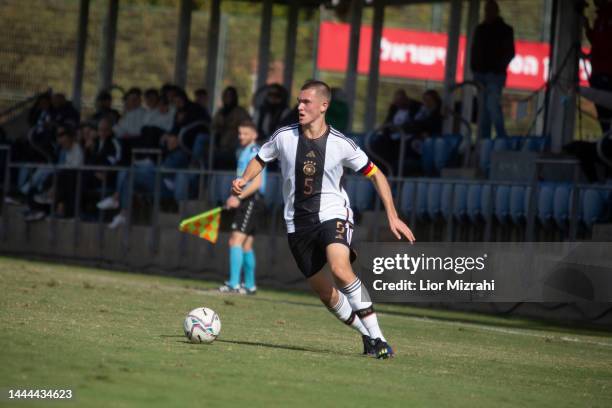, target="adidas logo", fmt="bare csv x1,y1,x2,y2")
306,150,316,158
